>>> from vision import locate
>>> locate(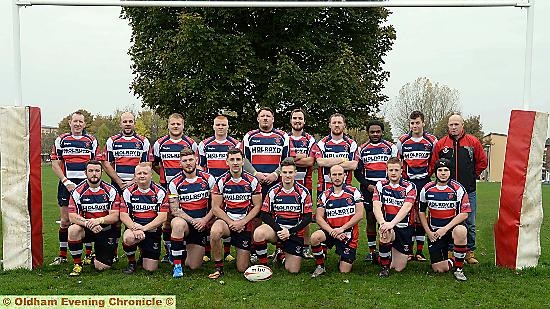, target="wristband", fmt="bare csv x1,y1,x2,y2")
99,217,105,225
62,177,68,184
